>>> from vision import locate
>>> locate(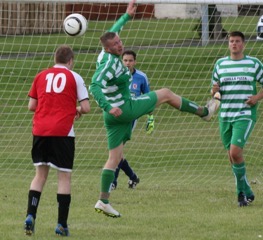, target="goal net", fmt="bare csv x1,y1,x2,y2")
1,0,263,188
